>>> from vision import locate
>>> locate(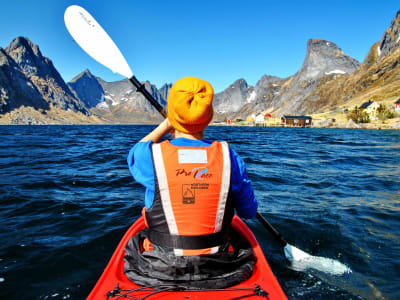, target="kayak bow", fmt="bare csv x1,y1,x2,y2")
87,215,287,299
